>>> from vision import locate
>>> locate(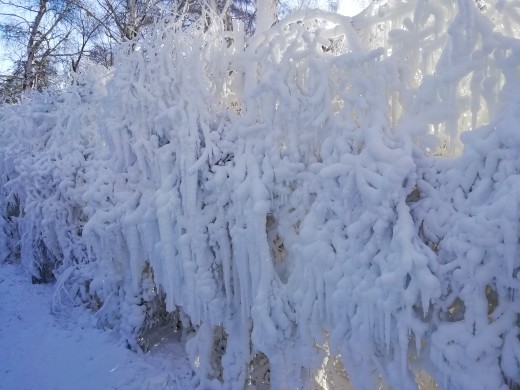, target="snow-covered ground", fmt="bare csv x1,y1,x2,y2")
0,262,192,390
